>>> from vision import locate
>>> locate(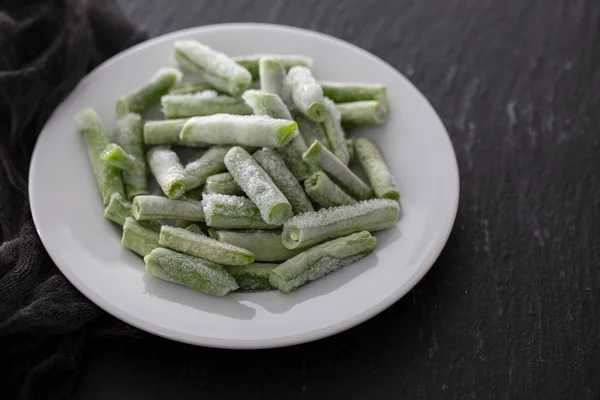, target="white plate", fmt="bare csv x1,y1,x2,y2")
29,23,459,349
